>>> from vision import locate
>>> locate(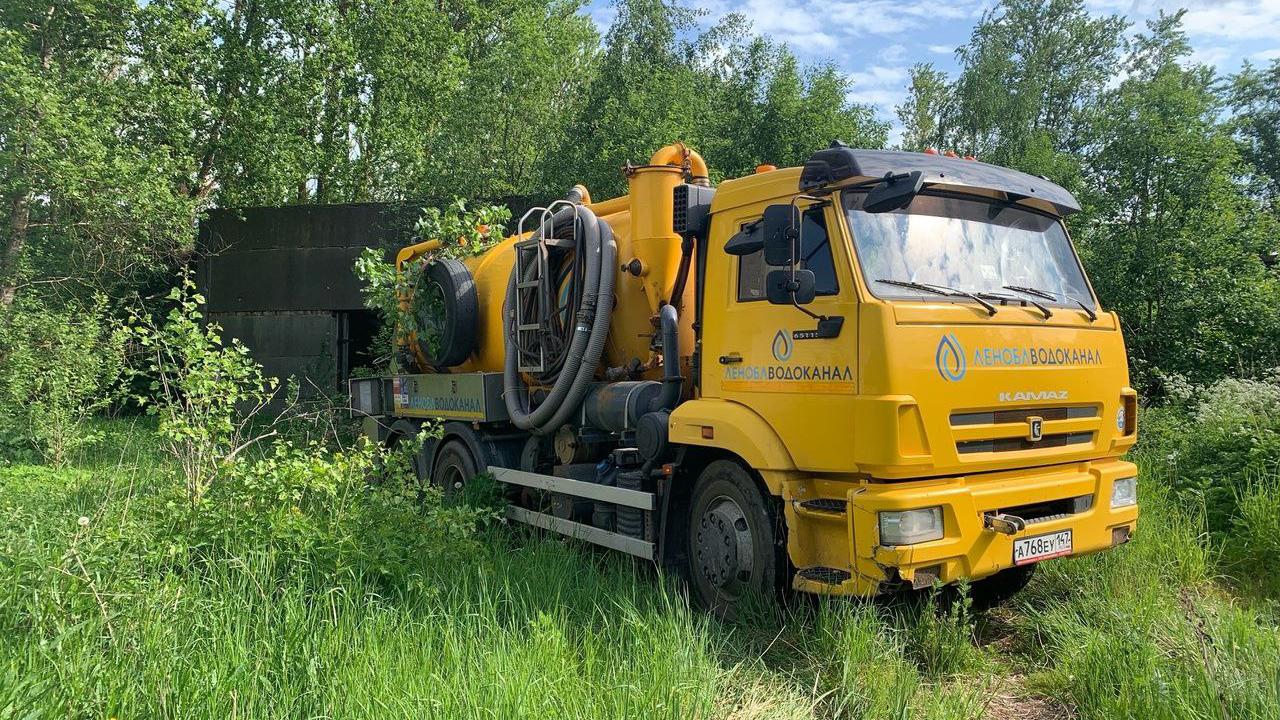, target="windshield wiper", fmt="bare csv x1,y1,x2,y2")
1002,285,1097,322
878,279,997,316
976,290,1052,320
